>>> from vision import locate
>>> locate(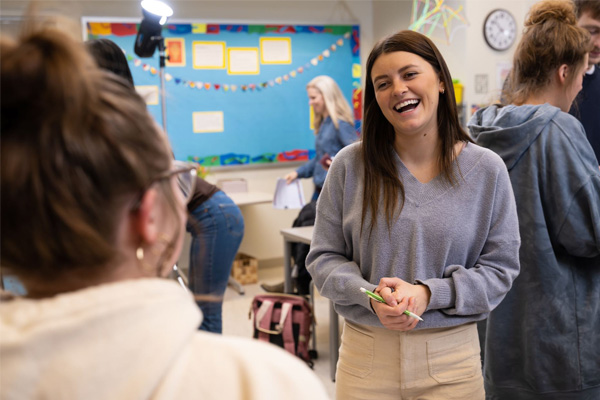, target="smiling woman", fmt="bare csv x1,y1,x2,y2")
306,30,521,400
371,52,445,148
